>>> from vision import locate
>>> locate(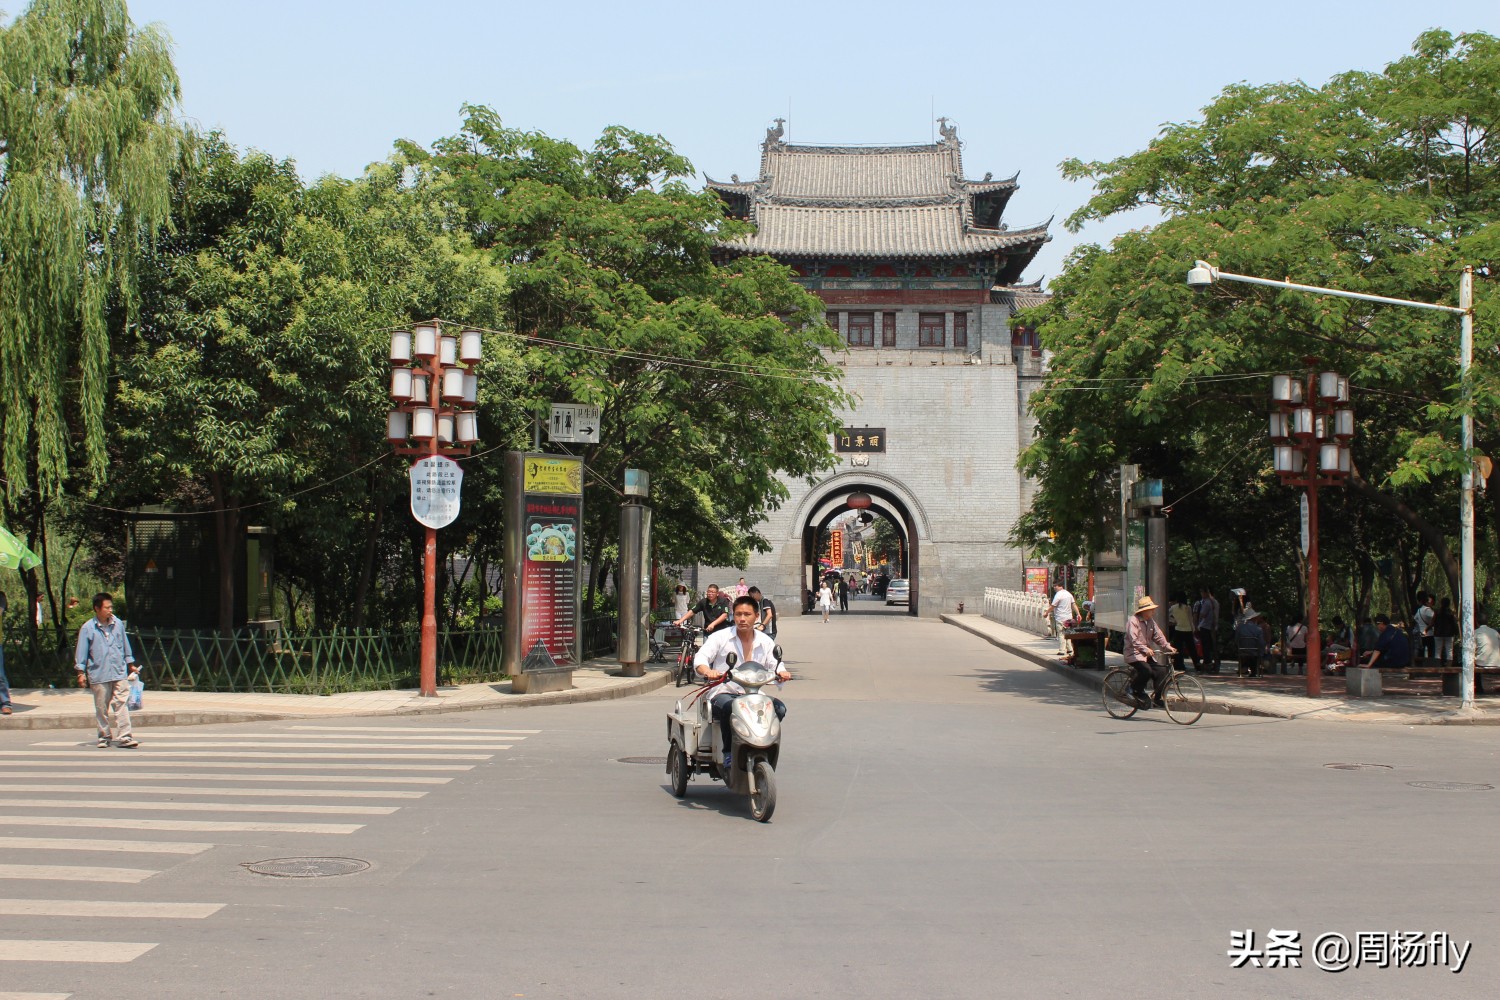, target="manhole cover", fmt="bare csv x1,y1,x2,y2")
617,756,667,765
1407,781,1494,791
1324,763,1393,770
243,857,370,878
